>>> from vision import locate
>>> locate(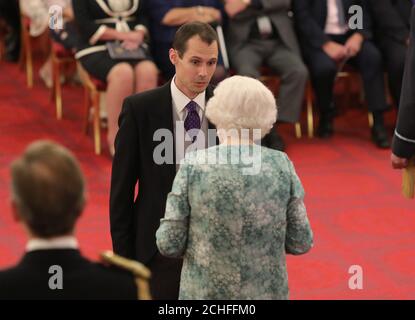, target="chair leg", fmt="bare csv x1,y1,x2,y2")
306,84,314,138
295,123,302,139
92,90,101,155
83,86,91,134
53,59,63,119
368,112,374,128
23,30,33,88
